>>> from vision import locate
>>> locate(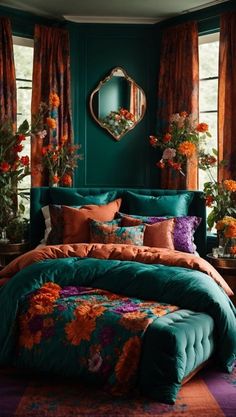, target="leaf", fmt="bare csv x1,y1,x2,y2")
212,148,218,156
207,210,216,230
18,120,29,134
206,131,212,137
